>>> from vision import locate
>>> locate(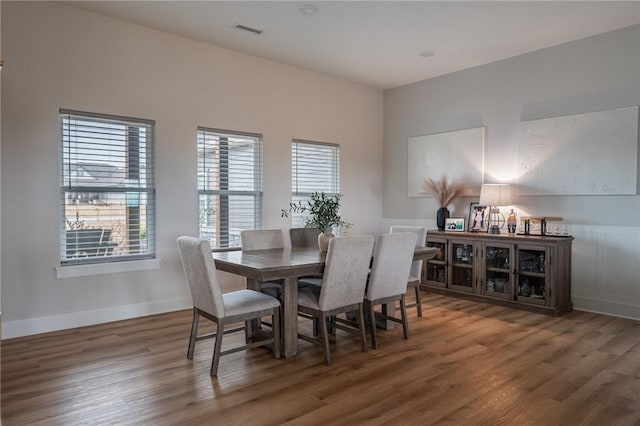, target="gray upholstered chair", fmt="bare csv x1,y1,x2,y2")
289,227,321,248
297,235,375,365
240,229,285,251
240,229,285,299
291,227,324,287
390,226,427,317
240,229,286,334
365,232,417,349
177,236,281,377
